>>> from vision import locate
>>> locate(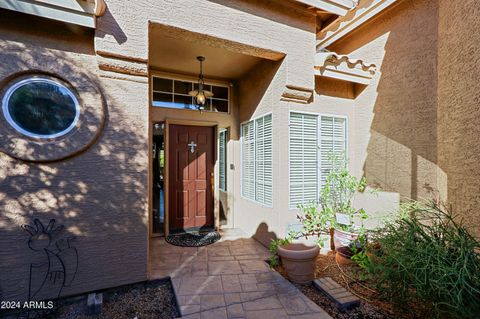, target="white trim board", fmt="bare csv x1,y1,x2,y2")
0,0,105,28
314,68,371,85
295,0,356,16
